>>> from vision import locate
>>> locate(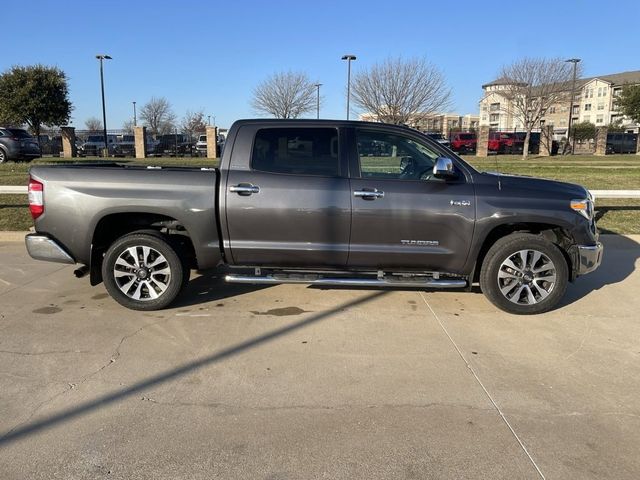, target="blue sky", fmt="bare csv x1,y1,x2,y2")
2,0,639,130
